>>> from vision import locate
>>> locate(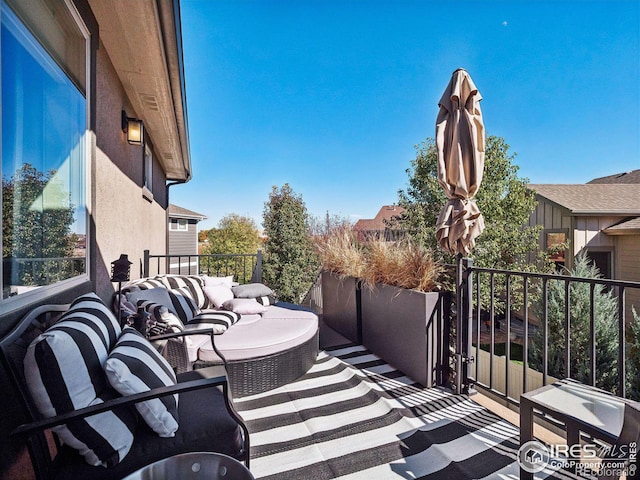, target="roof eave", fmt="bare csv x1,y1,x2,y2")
603,228,640,236
88,0,191,182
